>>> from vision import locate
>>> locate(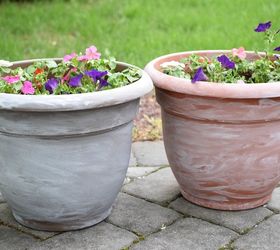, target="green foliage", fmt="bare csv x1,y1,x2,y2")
163,53,280,83
161,22,280,84
0,55,141,94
